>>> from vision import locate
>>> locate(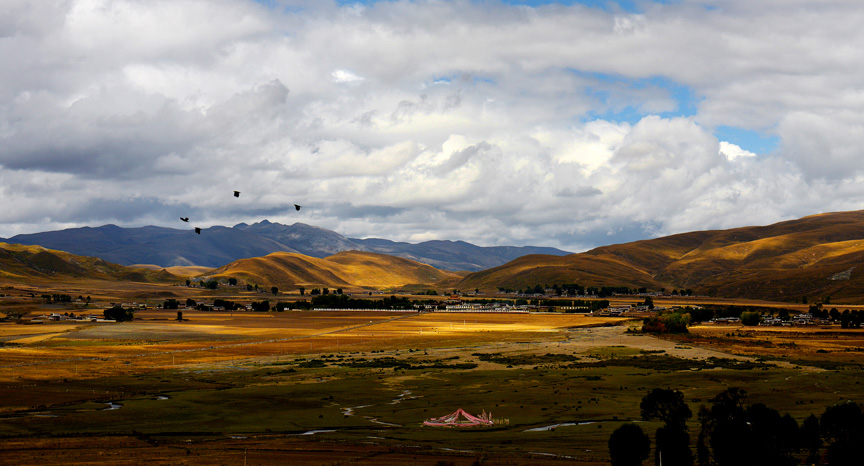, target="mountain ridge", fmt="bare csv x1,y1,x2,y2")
1,221,572,272
454,210,864,301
